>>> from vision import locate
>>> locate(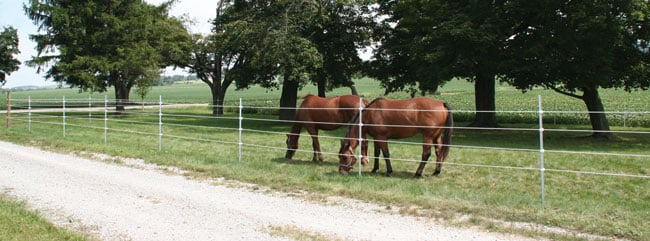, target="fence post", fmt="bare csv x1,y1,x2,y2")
358,96,363,176
623,102,627,127
89,95,92,123
28,96,32,132
6,90,10,129
238,98,243,162
538,95,545,206
158,95,163,152
63,96,66,138
104,95,108,144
